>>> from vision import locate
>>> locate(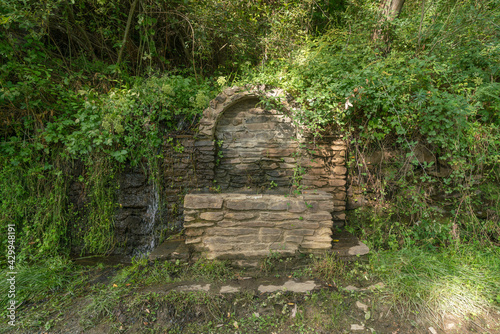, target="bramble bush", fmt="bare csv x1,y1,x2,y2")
241,0,500,249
